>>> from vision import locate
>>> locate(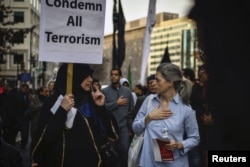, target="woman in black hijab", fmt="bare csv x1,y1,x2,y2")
31,63,119,167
